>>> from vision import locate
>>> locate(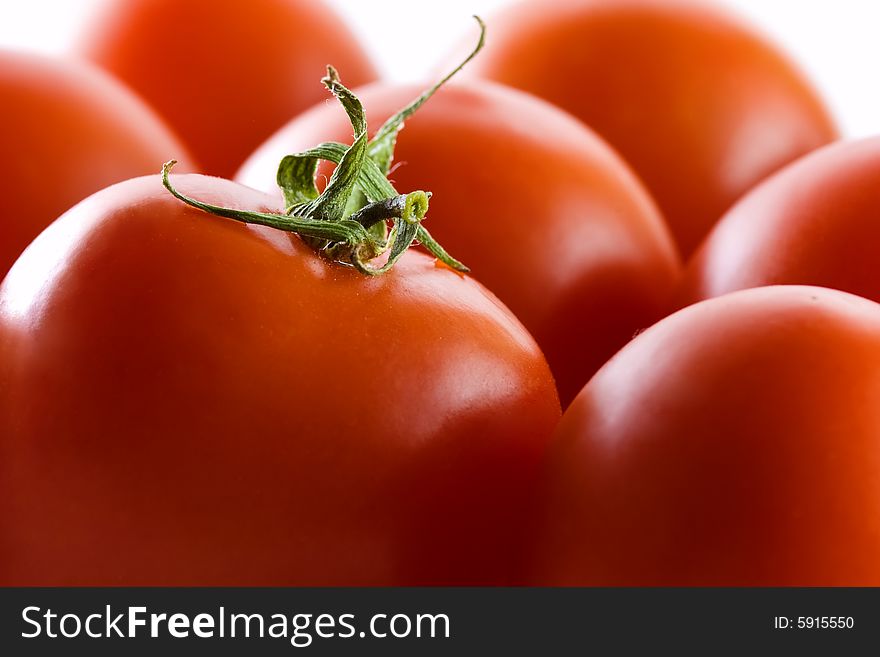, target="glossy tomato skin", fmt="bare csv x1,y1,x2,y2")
461,0,838,256
535,286,880,586
0,175,560,586
0,50,192,277
76,0,377,178
237,81,681,406
678,138,880,307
